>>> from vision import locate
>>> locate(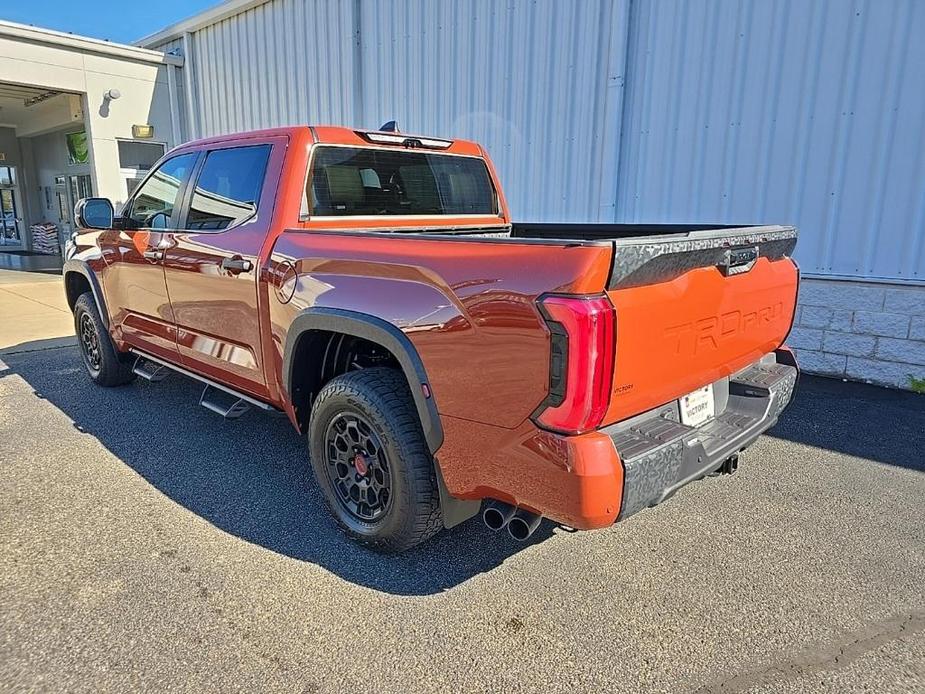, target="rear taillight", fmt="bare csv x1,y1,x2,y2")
534,294,616,435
